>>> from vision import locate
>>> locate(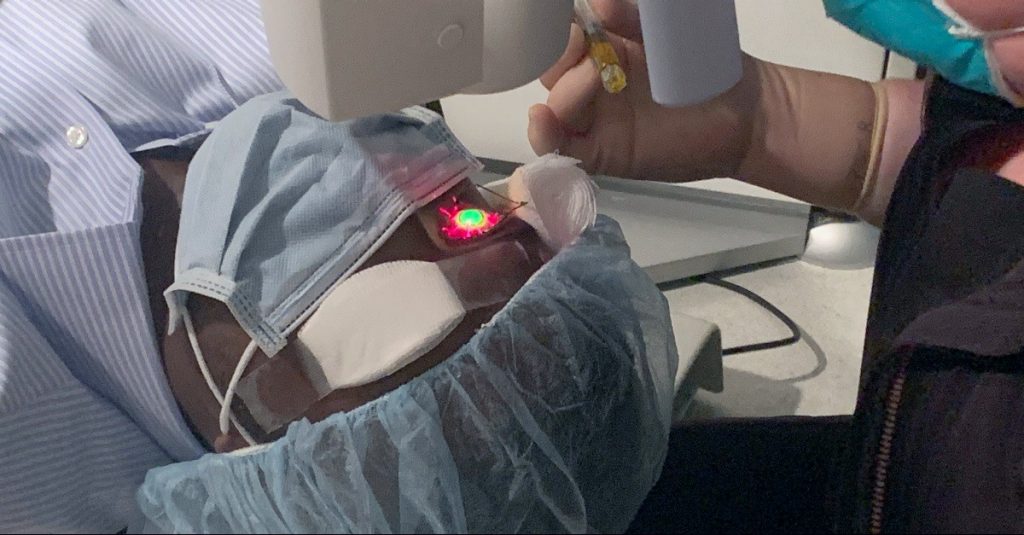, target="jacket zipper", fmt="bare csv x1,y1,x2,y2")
868,355,910,534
